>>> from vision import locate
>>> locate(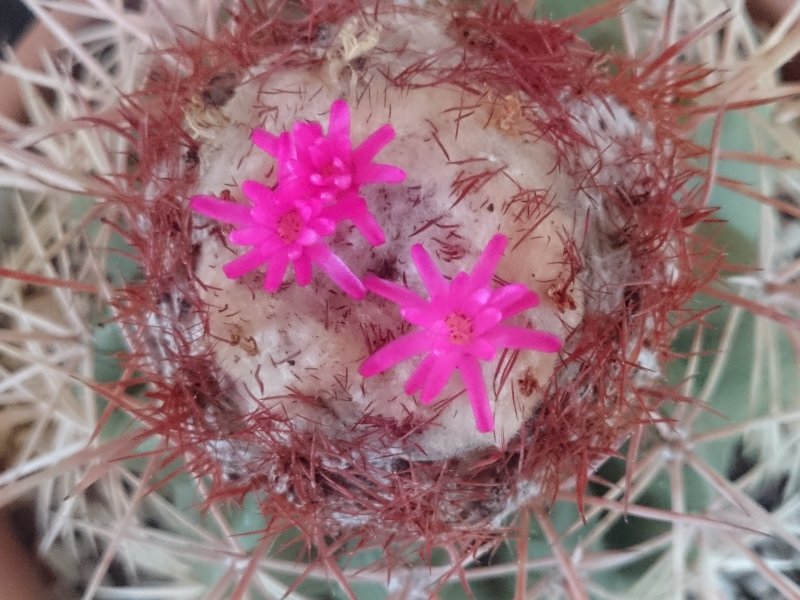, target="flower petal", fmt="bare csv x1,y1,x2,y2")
250,201,283,222
404,354,437,396
472,308,503,335
294,253,313,286
353,124,396,162
458,356,494,433
325,195,385,245
356,163,406,185
420,352,459,404
449,272,473,302
411,243,448,297
241,180,277,206
359,330,432,377
296,229,320,246
308,142,334,173
190,196,252,225
328,99,351,143
251,128,281,157
503,295,542,319
490,284,537,313
258,237,288,256
400,306,440,328
467,287,492,309
351,210,385,246
293,122,324,149
486,326,562,352
468,338,496,361
363,276,428,311
333,173,353,190
264,252,290,292
306,244,365,299
470,234,507,289
278,176,317,200
229,227,271,245
222,249,265,279
311,217,336,237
